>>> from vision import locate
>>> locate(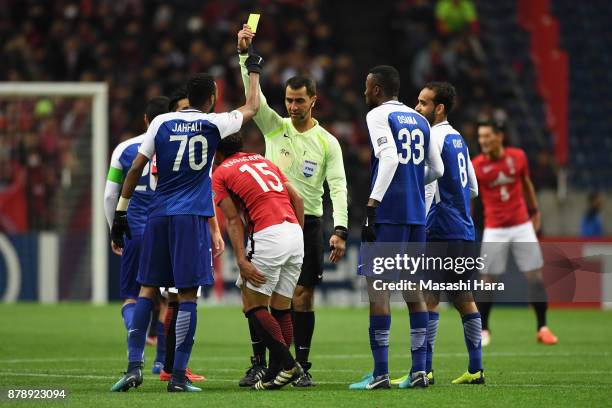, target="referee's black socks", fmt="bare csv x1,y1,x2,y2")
293,311,315,368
